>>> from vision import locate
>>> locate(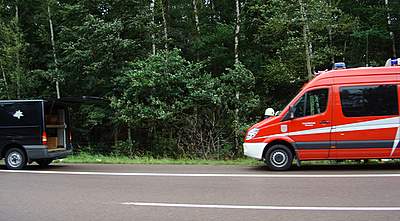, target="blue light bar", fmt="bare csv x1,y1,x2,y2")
333,62,346,70
391,58,398,66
